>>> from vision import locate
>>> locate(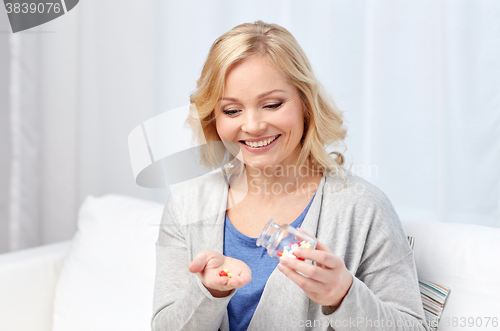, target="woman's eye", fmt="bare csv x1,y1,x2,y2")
222,102,283,115
222,109,239,115
265,102,283,109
